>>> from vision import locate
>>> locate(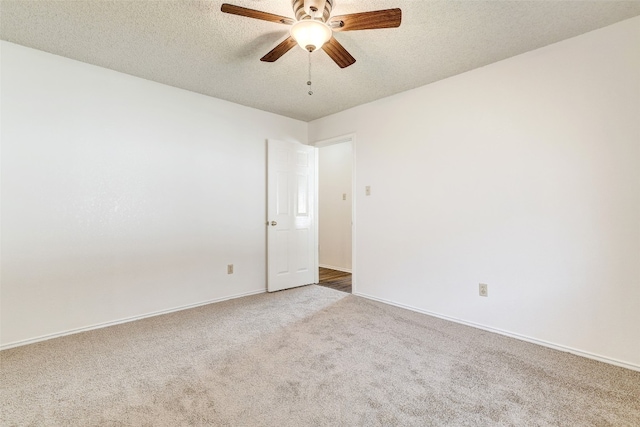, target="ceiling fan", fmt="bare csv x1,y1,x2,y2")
221,0,401,68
